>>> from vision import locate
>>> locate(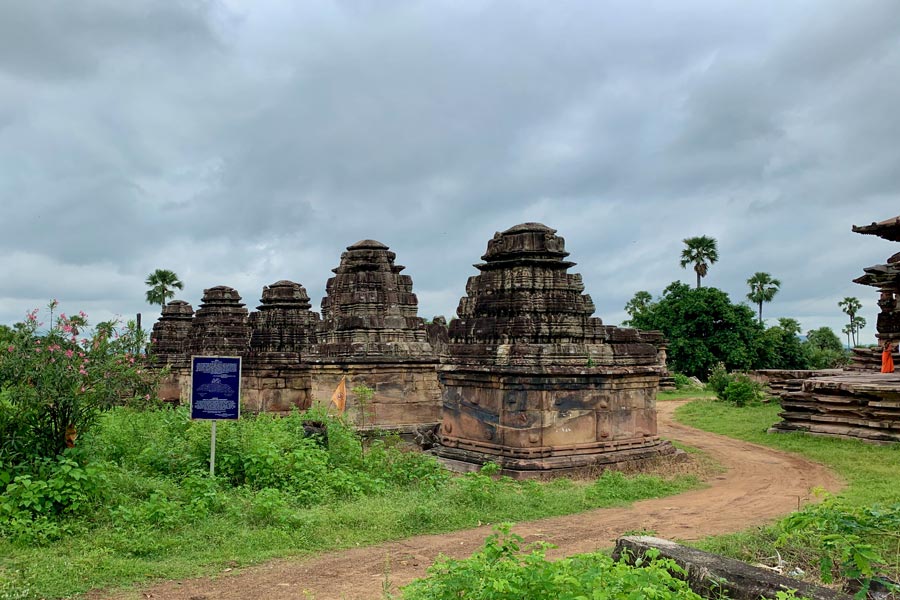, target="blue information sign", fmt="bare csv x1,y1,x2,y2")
191,356,241,420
